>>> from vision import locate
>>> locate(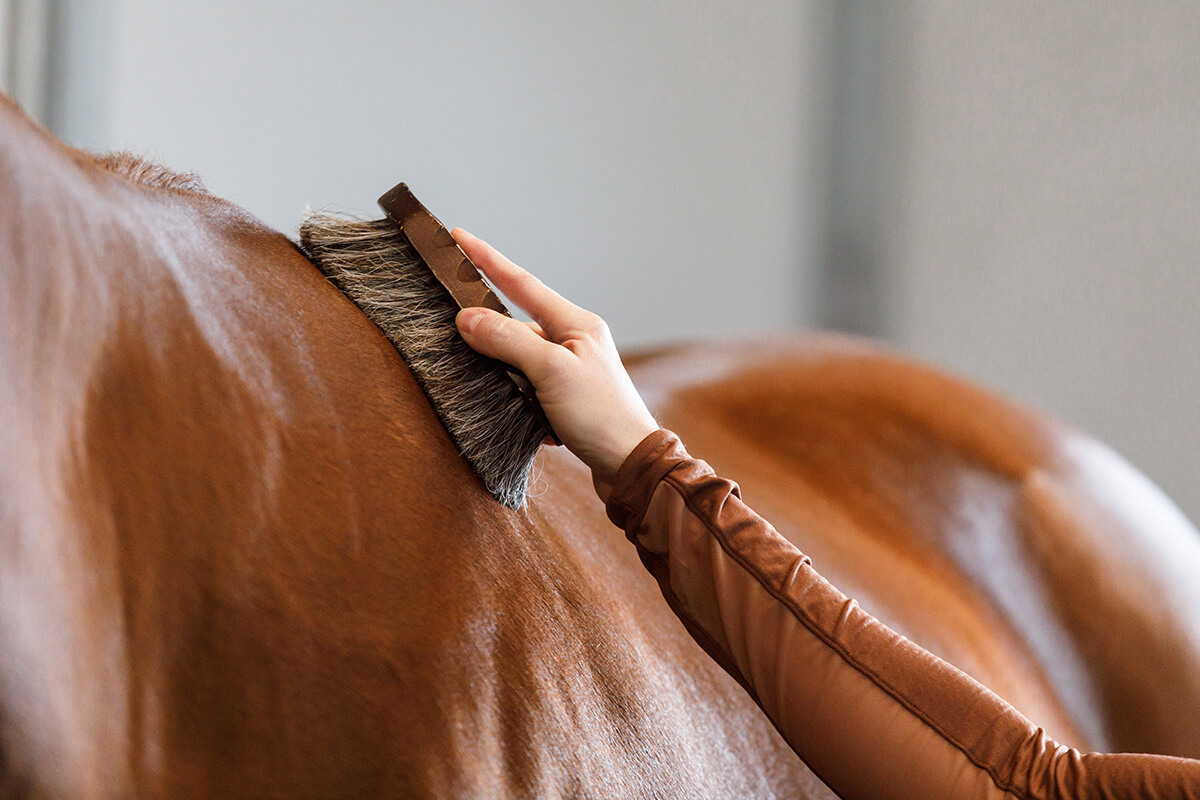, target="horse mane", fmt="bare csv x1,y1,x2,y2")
92,151,208,194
